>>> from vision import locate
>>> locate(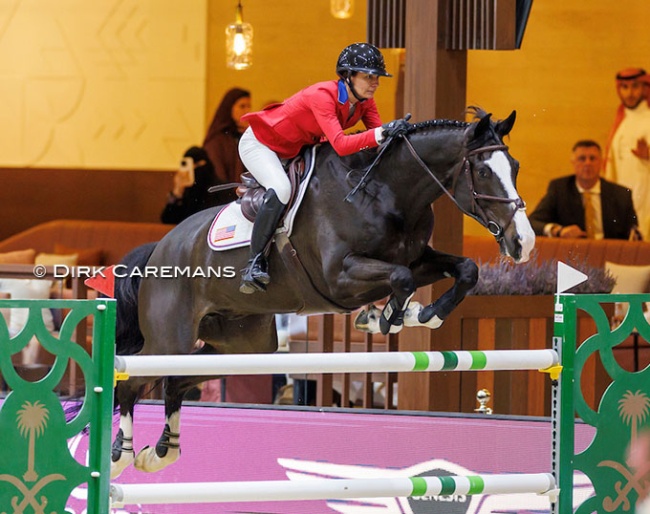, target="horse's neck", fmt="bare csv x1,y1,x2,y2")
381,130,464,206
